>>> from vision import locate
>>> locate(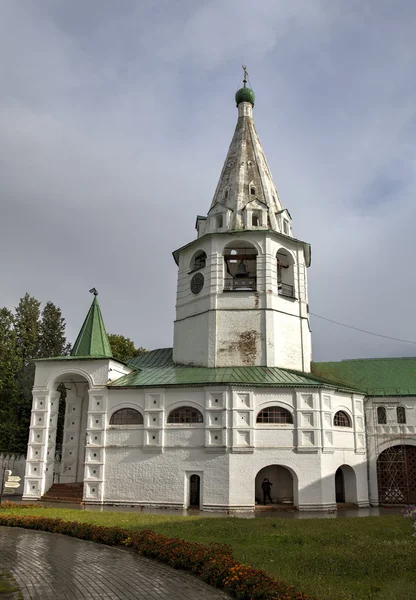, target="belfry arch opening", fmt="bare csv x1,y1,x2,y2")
255,465,297,507
276,249,295,298
223,241,257,292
